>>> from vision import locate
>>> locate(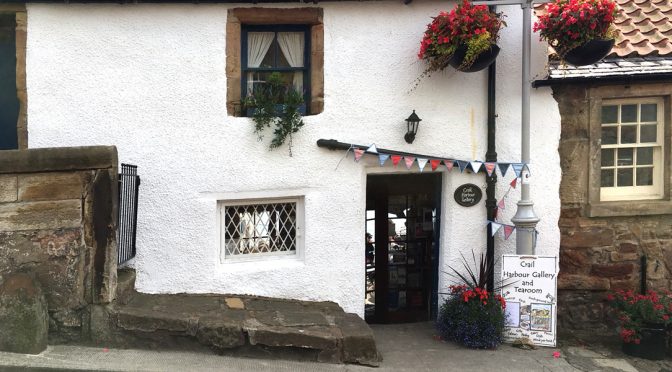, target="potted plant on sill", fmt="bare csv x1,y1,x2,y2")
534,0,618,66
607,289,672,360
418,0,505,74
437,253,509,349
243,72,305,157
